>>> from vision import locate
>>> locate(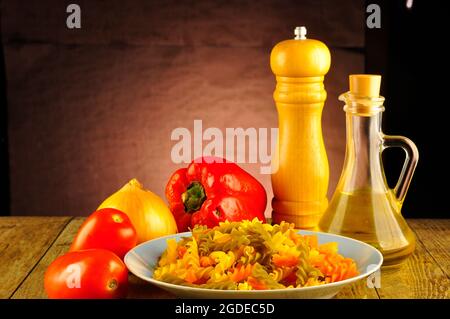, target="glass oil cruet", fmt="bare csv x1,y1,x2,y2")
319,74,419,267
